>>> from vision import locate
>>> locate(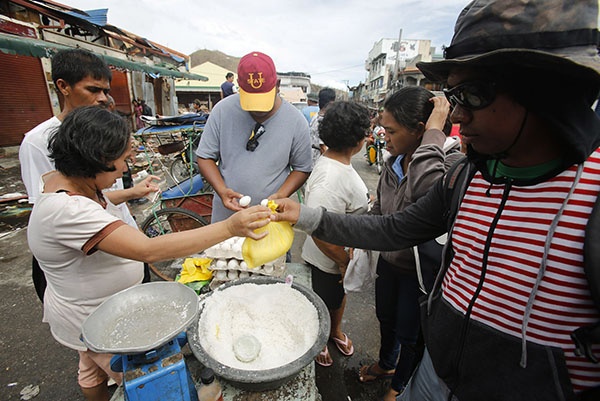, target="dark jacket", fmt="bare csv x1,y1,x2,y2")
370,129,462,274
295,103,600,401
